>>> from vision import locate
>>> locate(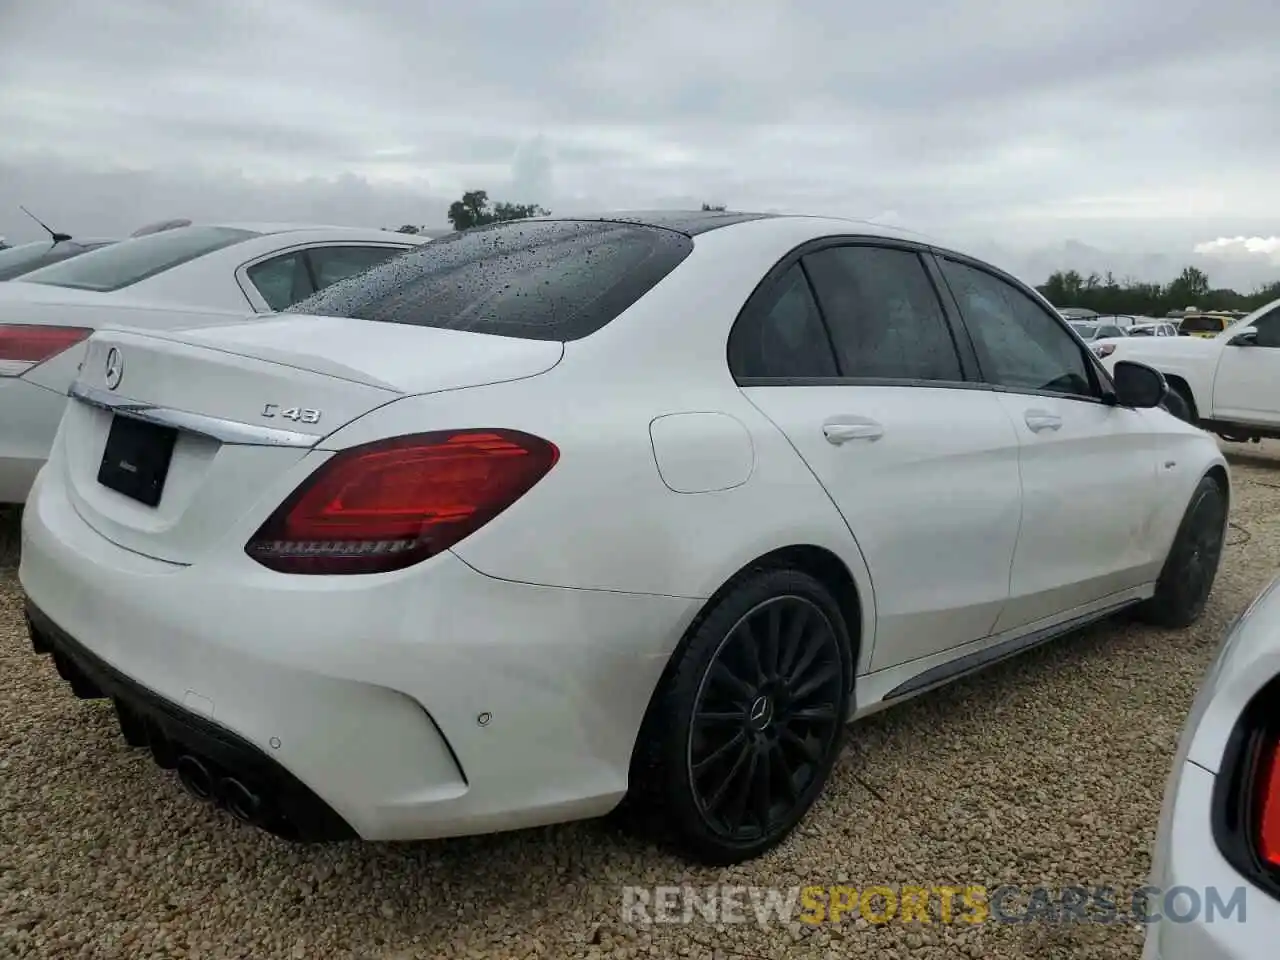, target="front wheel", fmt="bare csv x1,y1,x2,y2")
632,568,852,865
1136,476,1227,628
